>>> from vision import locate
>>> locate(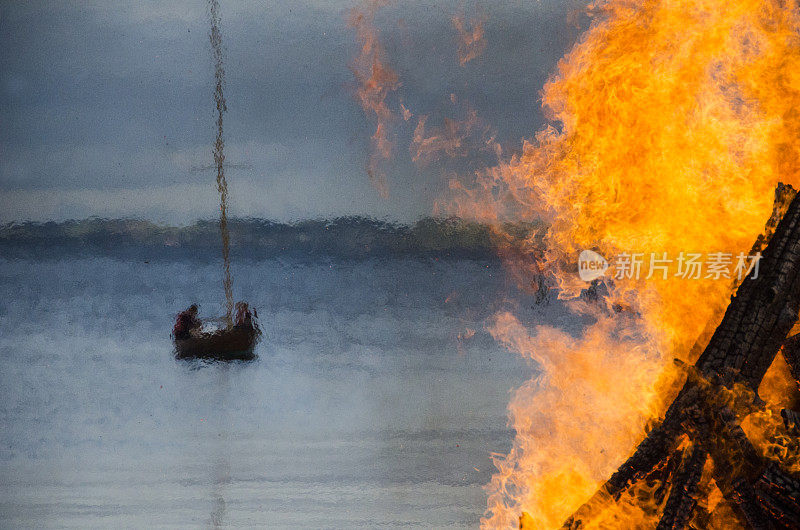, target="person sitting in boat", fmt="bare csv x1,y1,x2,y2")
234,302,256,330
173,304,201,340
